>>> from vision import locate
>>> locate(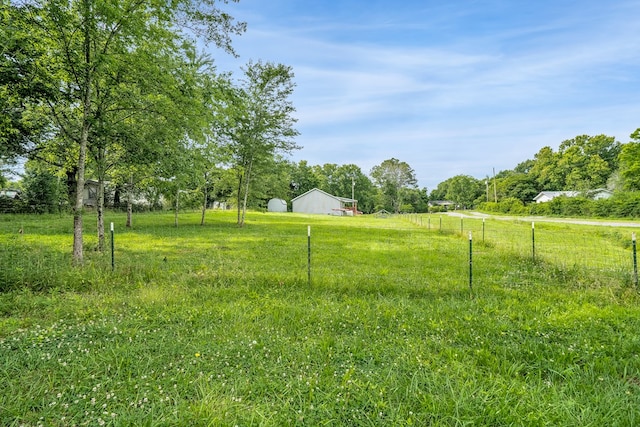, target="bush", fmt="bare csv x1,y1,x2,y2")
609,192,640,217
528,202,551,216
477,202,499,213
547,196,592,217
22,168,67,214
0,196,24,213
478,199,526,215
526,192,640,218
497,197,526,214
